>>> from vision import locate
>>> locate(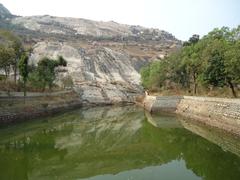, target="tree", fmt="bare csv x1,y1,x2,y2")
36,57,67,91
0,30,24,83
202,48,226,86
224,40,240,97
11,38,24,83
177,35,202,94
37,57,57,91
140,60,167,90
18,53,29,99
180,42,203,94
0,46,15,78
183,34,200,46
189,34,200,44
140,65,150,89
164,51,190,90
201,28,239,97
140,26,240,97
